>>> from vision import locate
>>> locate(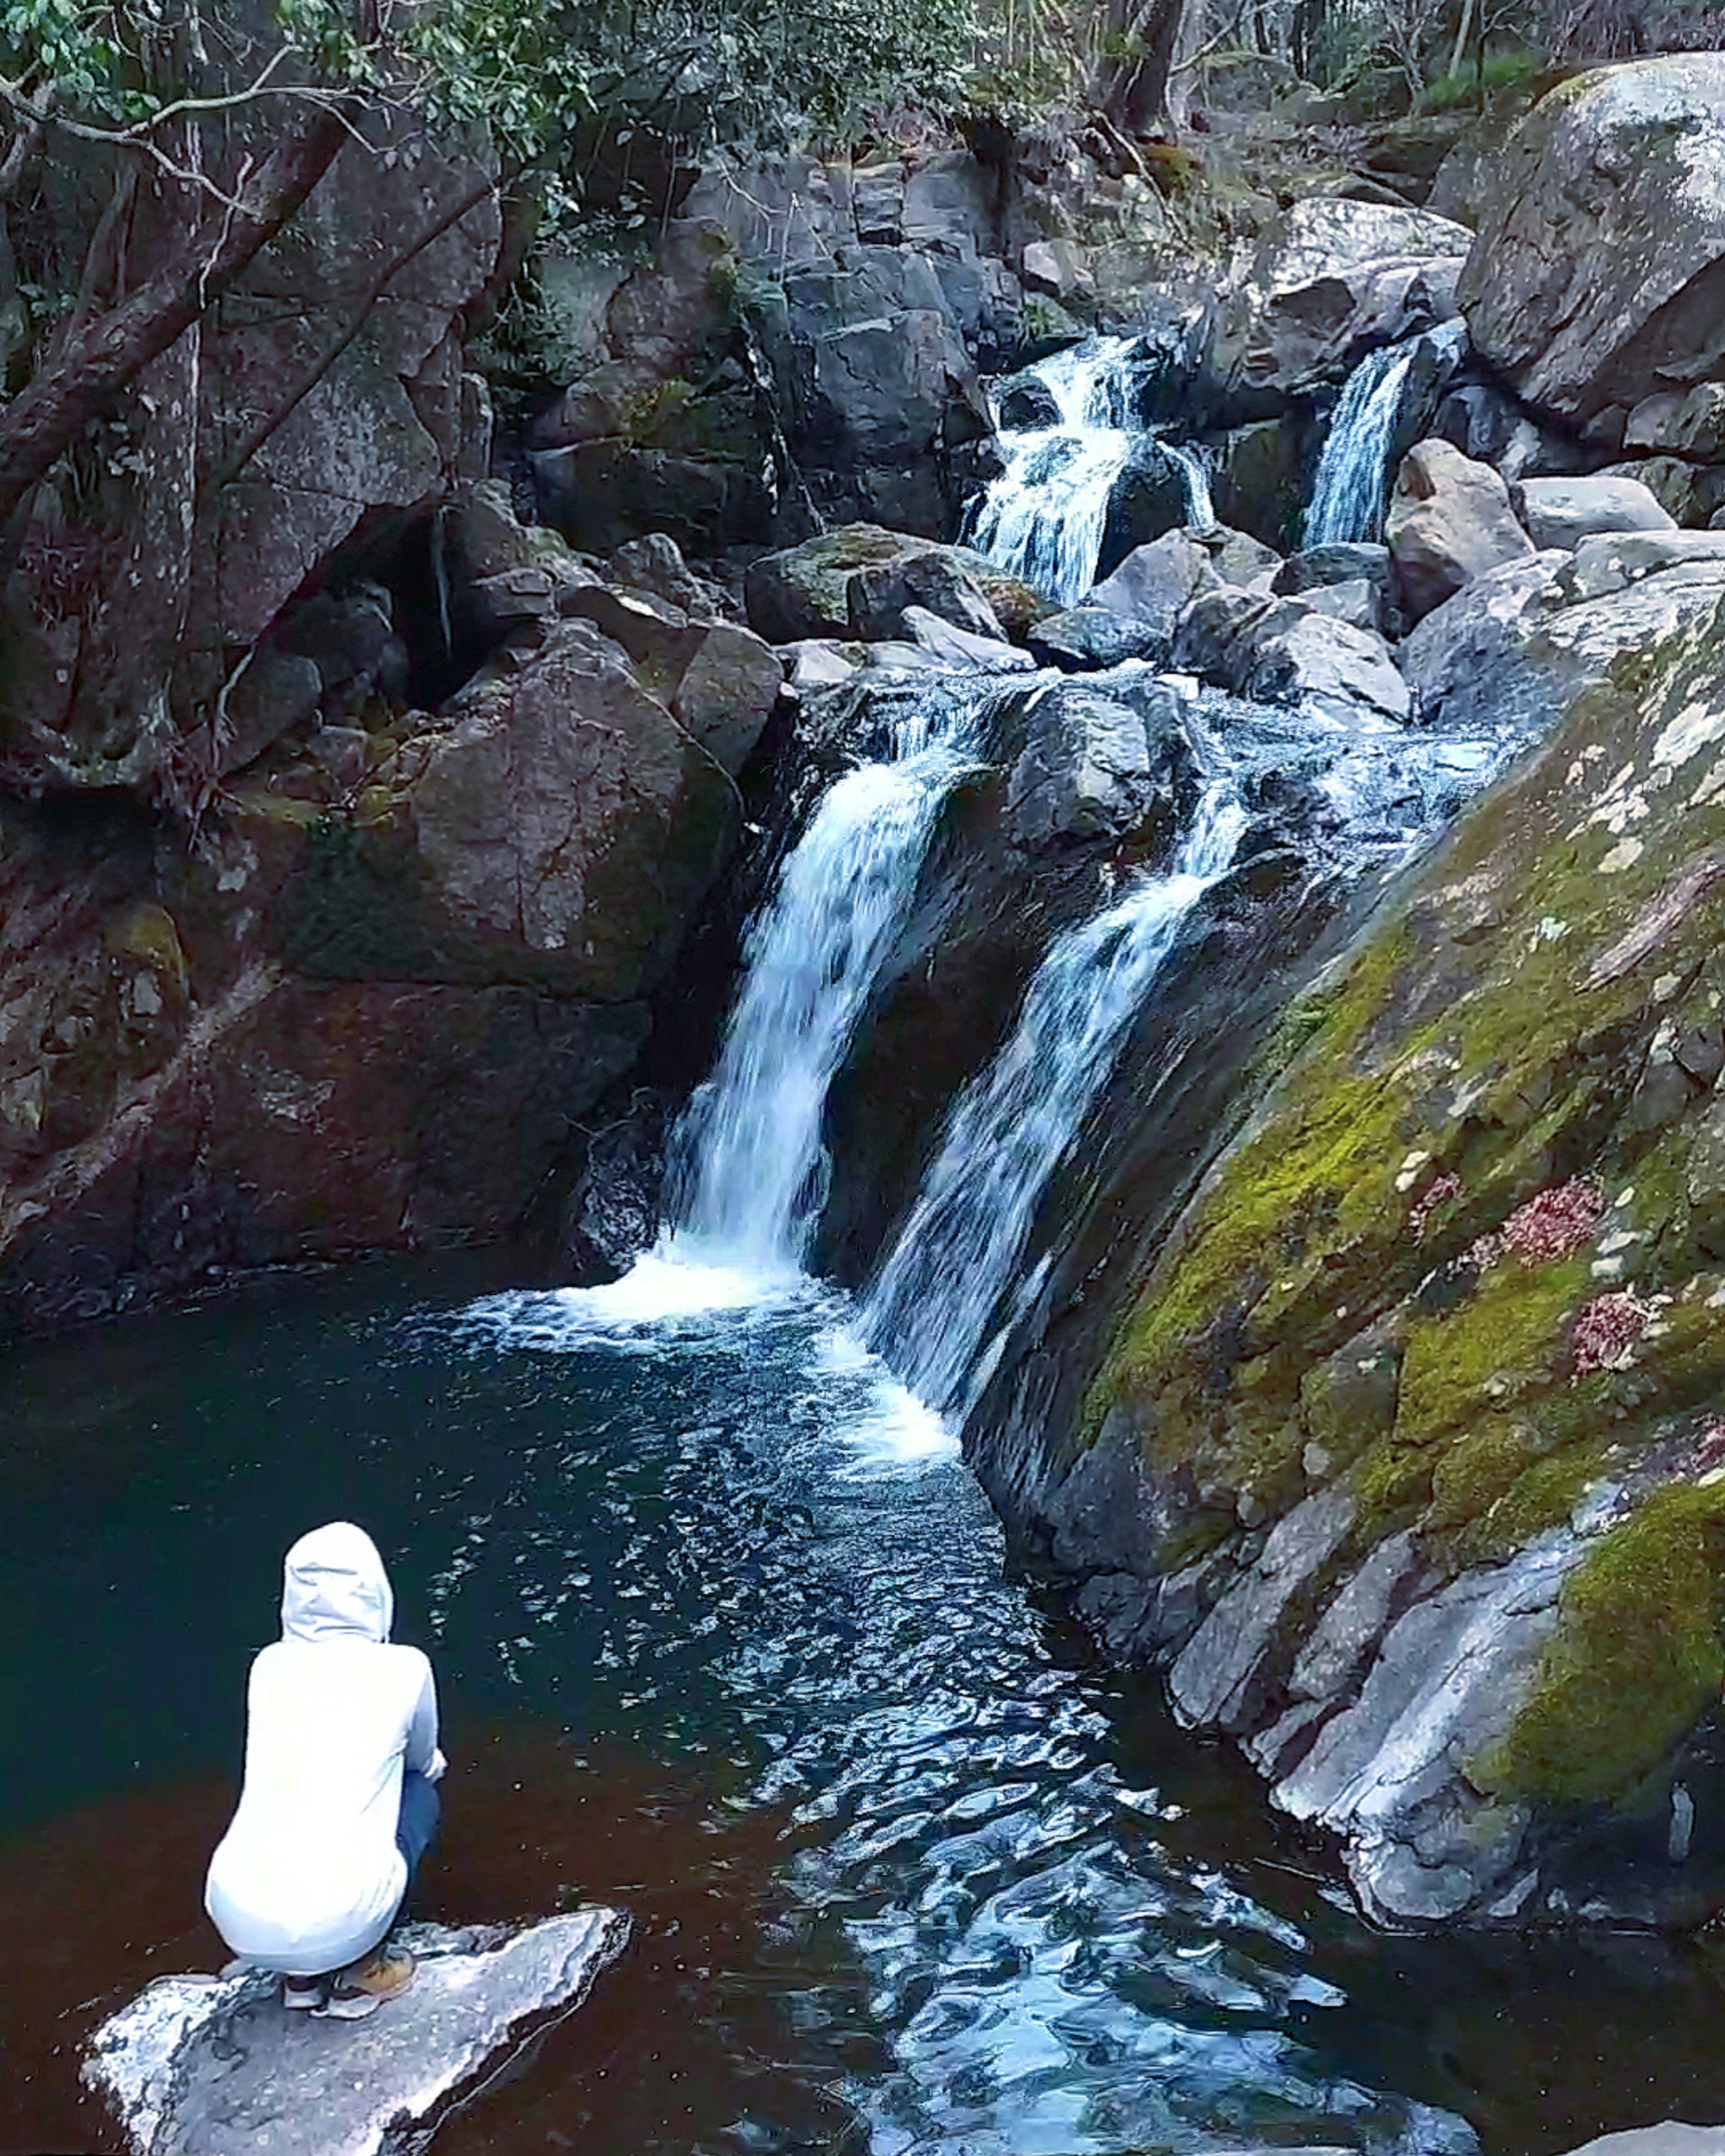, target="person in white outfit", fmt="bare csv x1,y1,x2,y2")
205,1520,447,2018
